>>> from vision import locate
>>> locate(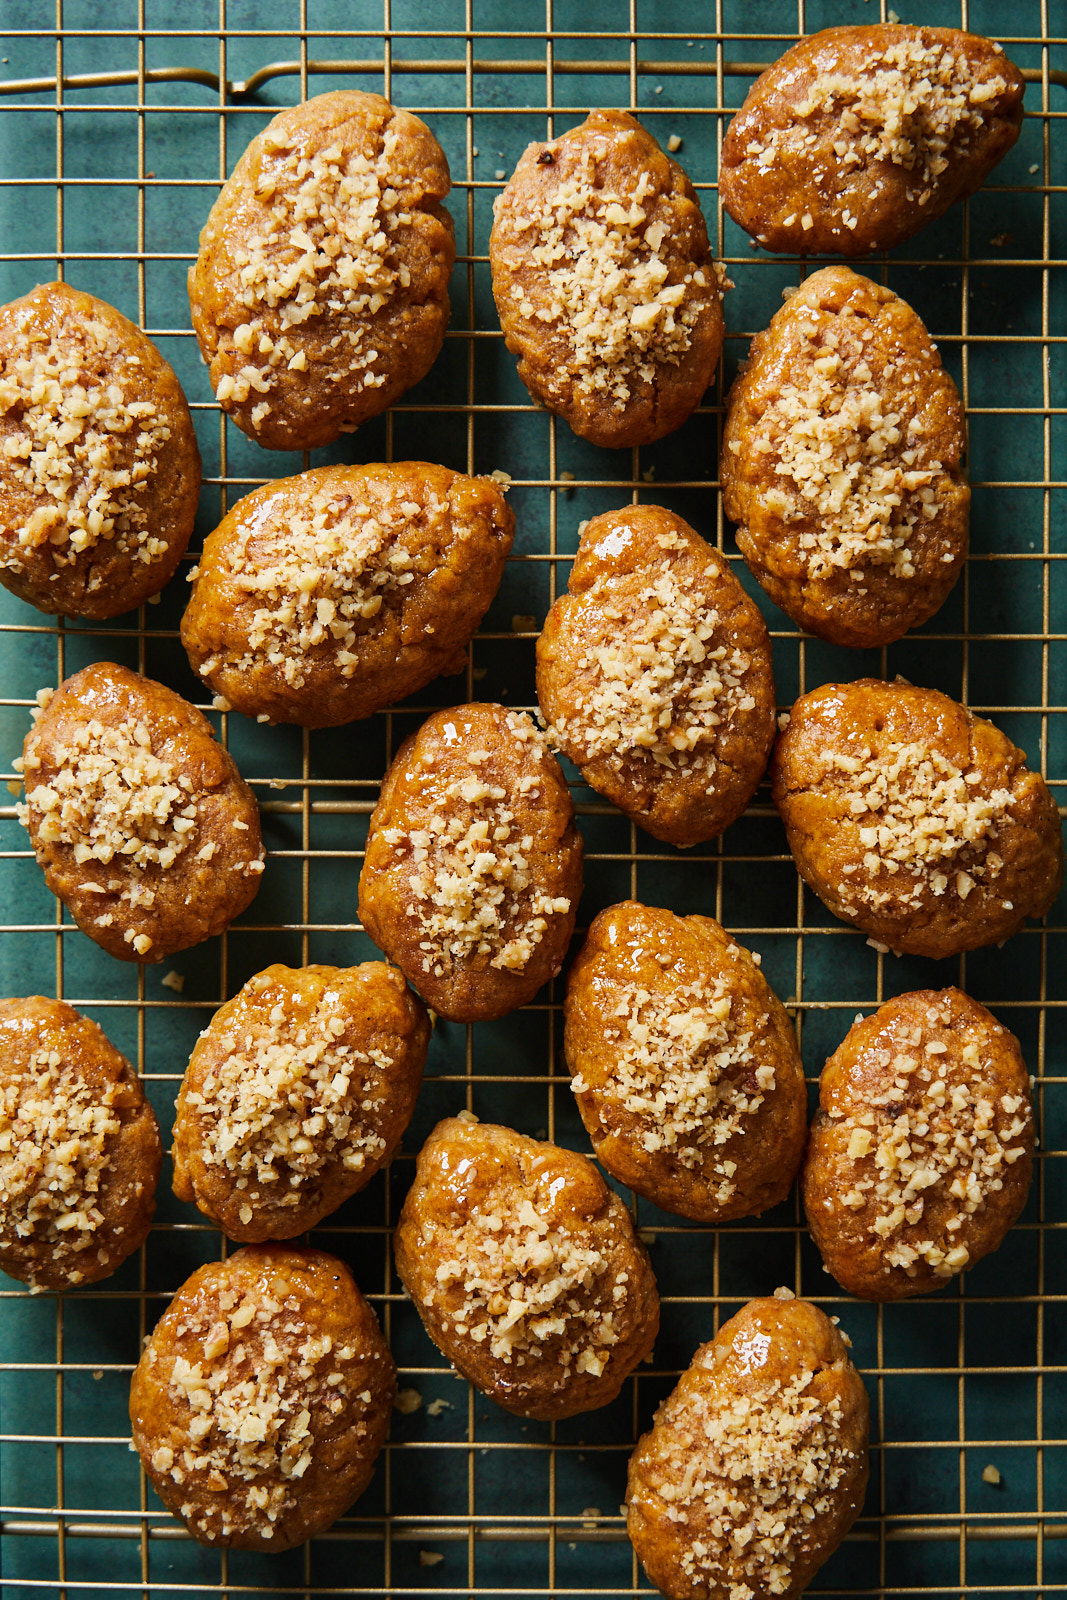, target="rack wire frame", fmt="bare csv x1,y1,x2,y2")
0,1,1065,1597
